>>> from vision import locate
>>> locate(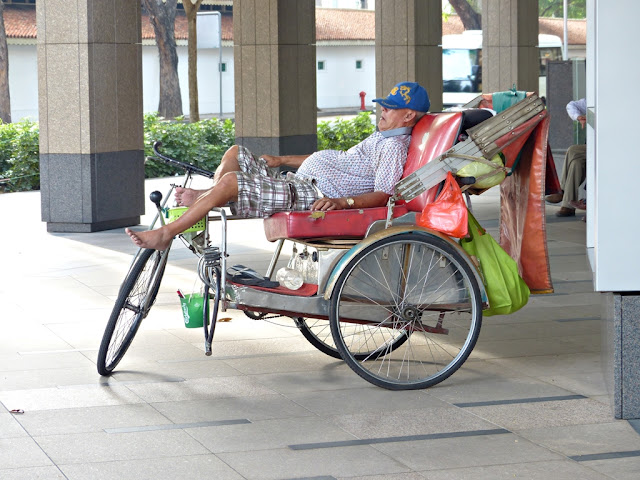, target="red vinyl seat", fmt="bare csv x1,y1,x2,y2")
263,112,464,242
